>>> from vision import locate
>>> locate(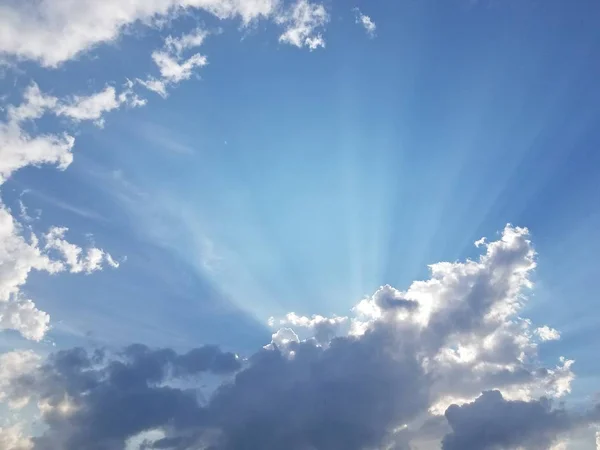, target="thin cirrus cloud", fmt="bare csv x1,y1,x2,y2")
353,7,376,37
